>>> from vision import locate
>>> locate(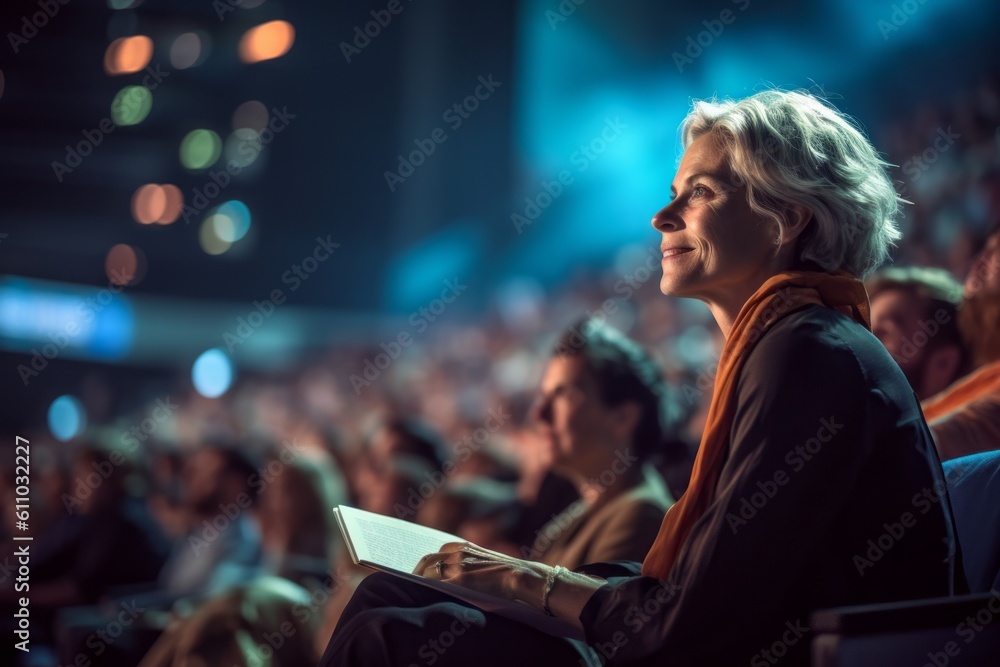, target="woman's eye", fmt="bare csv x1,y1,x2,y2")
691,185,707,198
